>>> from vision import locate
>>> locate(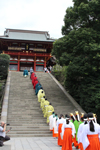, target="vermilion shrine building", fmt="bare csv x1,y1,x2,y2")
0,28,54,71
